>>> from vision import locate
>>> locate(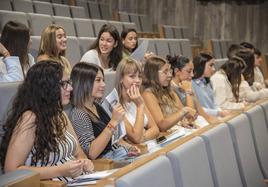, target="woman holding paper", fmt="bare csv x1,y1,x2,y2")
0,61,93,181
70,62,139,160
115,58,159,144
142,56,198,132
